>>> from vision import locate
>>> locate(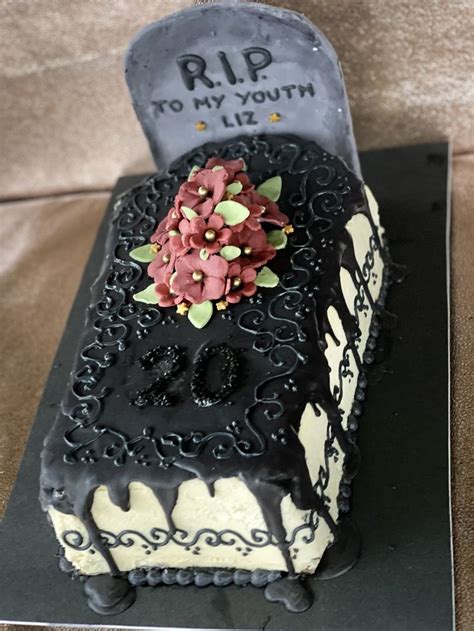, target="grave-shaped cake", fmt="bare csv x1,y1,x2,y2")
40,3,389,615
